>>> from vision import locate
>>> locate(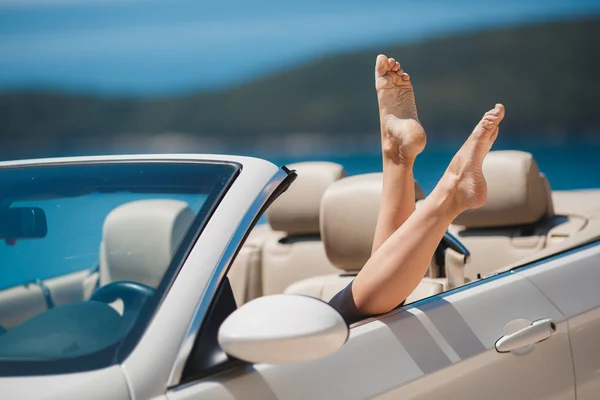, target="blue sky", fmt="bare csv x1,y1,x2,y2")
1,0,599,95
